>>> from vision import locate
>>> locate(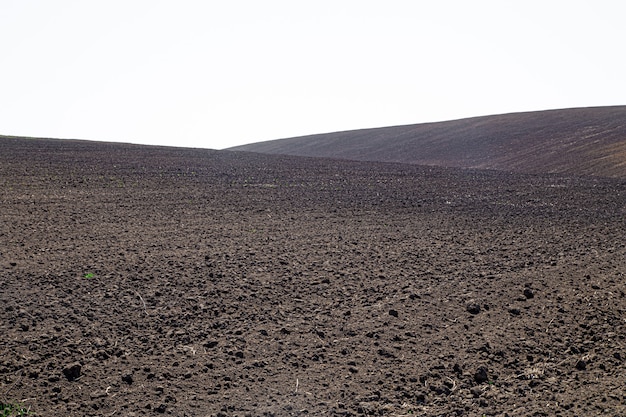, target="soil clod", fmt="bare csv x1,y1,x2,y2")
62,363,82,381
466,303,481,314
474,366,489,384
